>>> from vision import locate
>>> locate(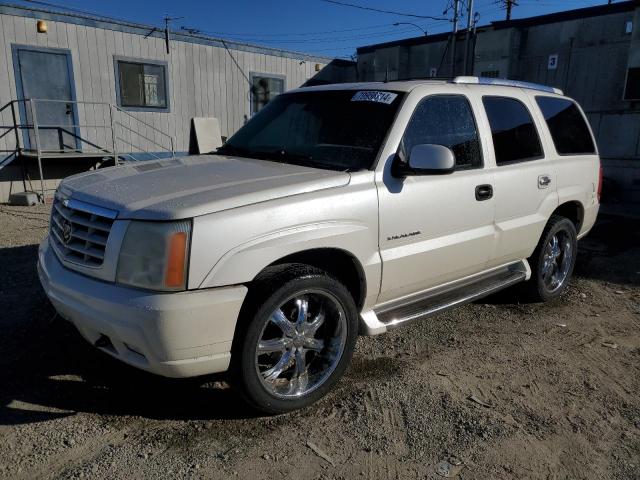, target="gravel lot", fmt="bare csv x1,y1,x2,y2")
0,204,638,480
